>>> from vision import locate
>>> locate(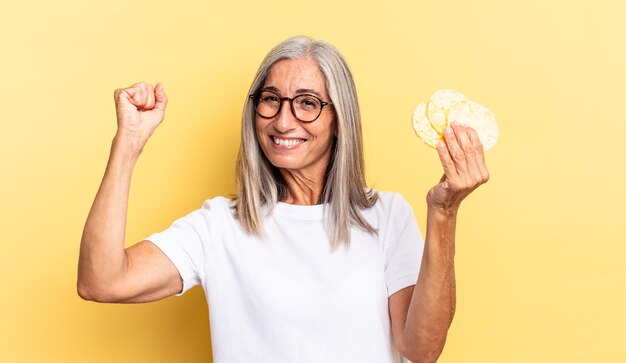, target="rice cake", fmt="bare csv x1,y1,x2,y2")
412,102,443,148
412,89,499,150
427,89,468,133
447,100,499,151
